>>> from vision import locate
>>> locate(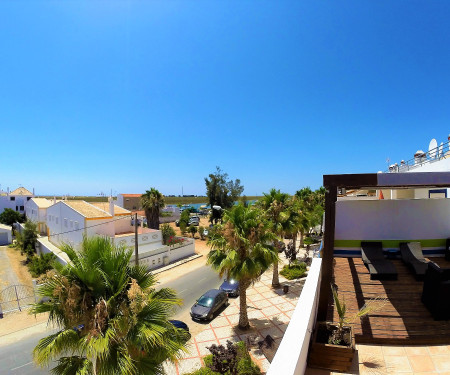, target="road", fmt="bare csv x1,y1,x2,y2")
0,264,222,374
